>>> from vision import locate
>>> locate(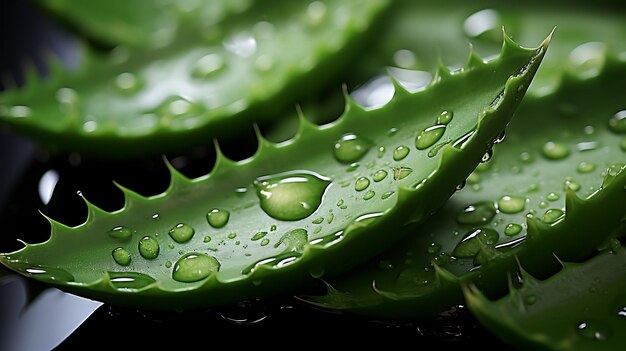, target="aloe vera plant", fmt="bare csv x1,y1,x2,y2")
464,247,626,350
305,53,626,317
0,34,548,309
0,0,388,156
